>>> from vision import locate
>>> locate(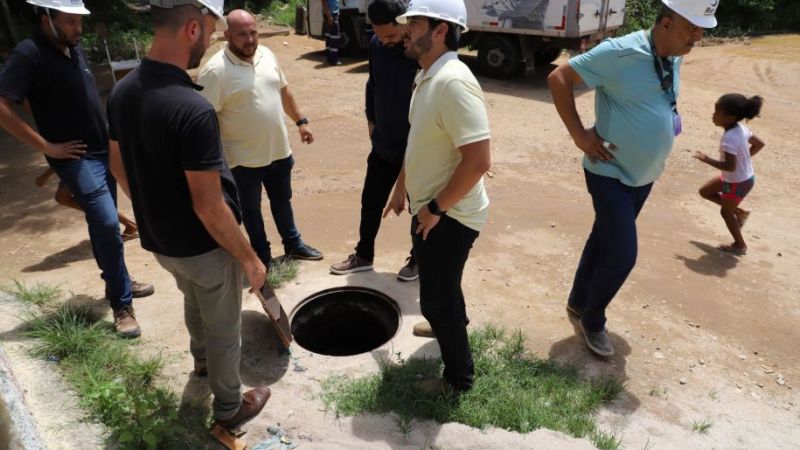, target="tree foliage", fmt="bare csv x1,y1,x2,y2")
622,0,800,35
